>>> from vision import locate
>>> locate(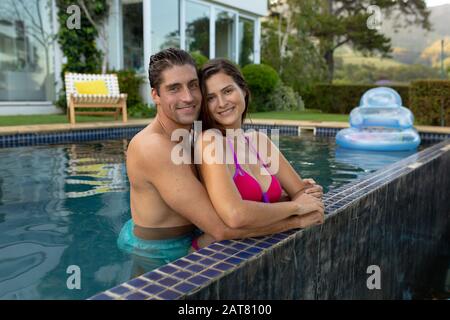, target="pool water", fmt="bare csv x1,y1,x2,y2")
0,134,432,299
